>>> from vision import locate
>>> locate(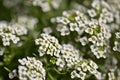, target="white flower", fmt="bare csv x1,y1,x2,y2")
92,0,100,10
77,24,85,35
56,24,70,36
69,23,78,31
18,58,27,65
96,50,104,59
106,12,114,23
32,0,50,12
59,17,70,24
43,27,52,34
41,3,51,12
87,66,97,74
62,11,70,17
96,40,104,46
102,8,109,15
71,70,78,79
61,26,70,36
97,33,104,40
90,45,98,53
17,16,38,30
89,60,98,70
78,71,86,80
32,0,61,12
9,69,17,79
75,16,82,22
101,0,110,9
88,36,97,44
57,25,70,36
90,44,105,59
79,37,88,46
38,49,45,56
85,28,93,35
94,71,103,80
99,14,107,24
11,35,20,44
35,38,43,45
89,22,97,28
113,41,120,52
81,62,88,72
108,72,115,80
3,39,10,46
51,0,62,9
0,47,4,56
115,32,120,39
88,9,97,17
56,58,65,68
